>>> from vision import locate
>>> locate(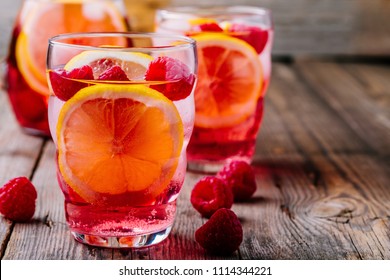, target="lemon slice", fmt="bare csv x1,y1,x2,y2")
191,33,263,128
64,50,153,80
15,0,128,95
188,18,218,26
57,84,183,205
